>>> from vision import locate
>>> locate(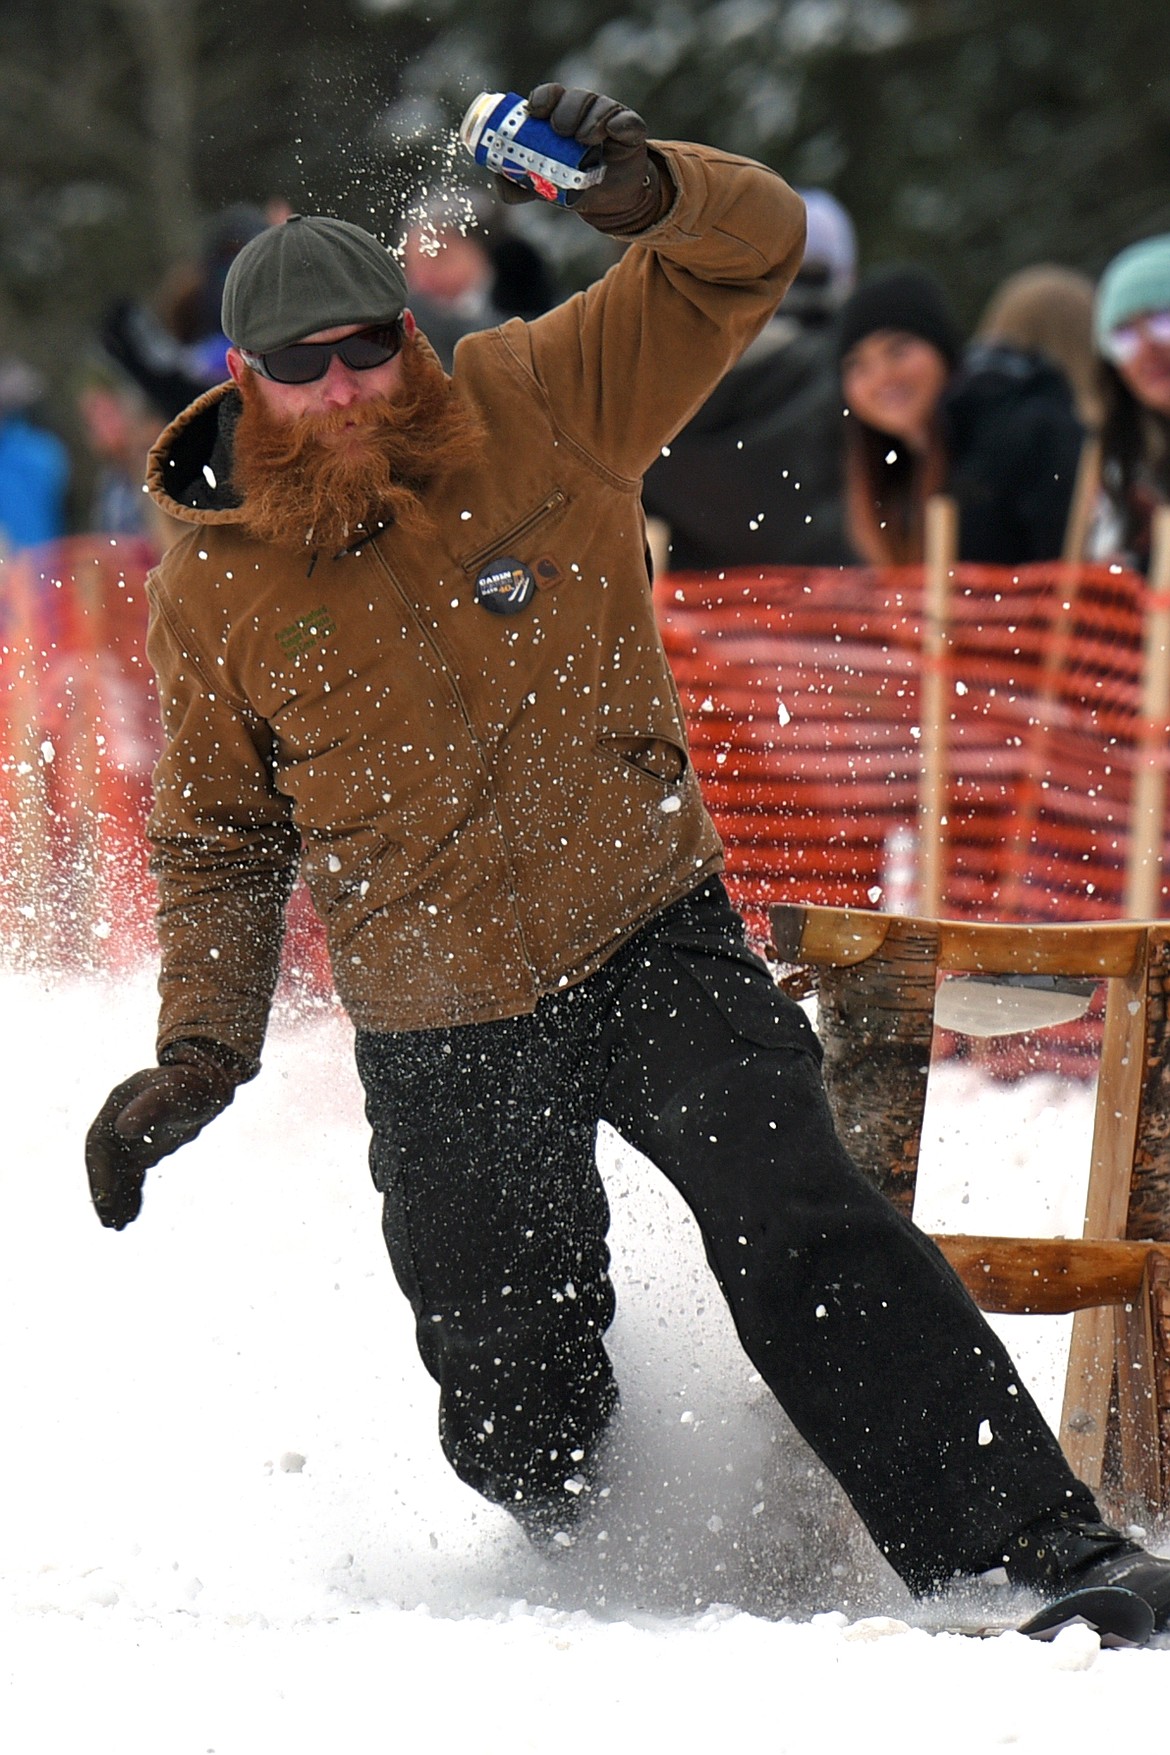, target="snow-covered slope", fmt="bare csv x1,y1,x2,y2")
1,968,1165,1754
